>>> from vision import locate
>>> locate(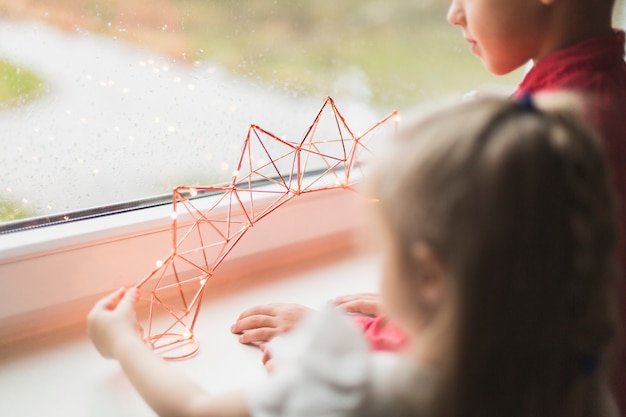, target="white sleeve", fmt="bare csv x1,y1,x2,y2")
245,305,371,417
